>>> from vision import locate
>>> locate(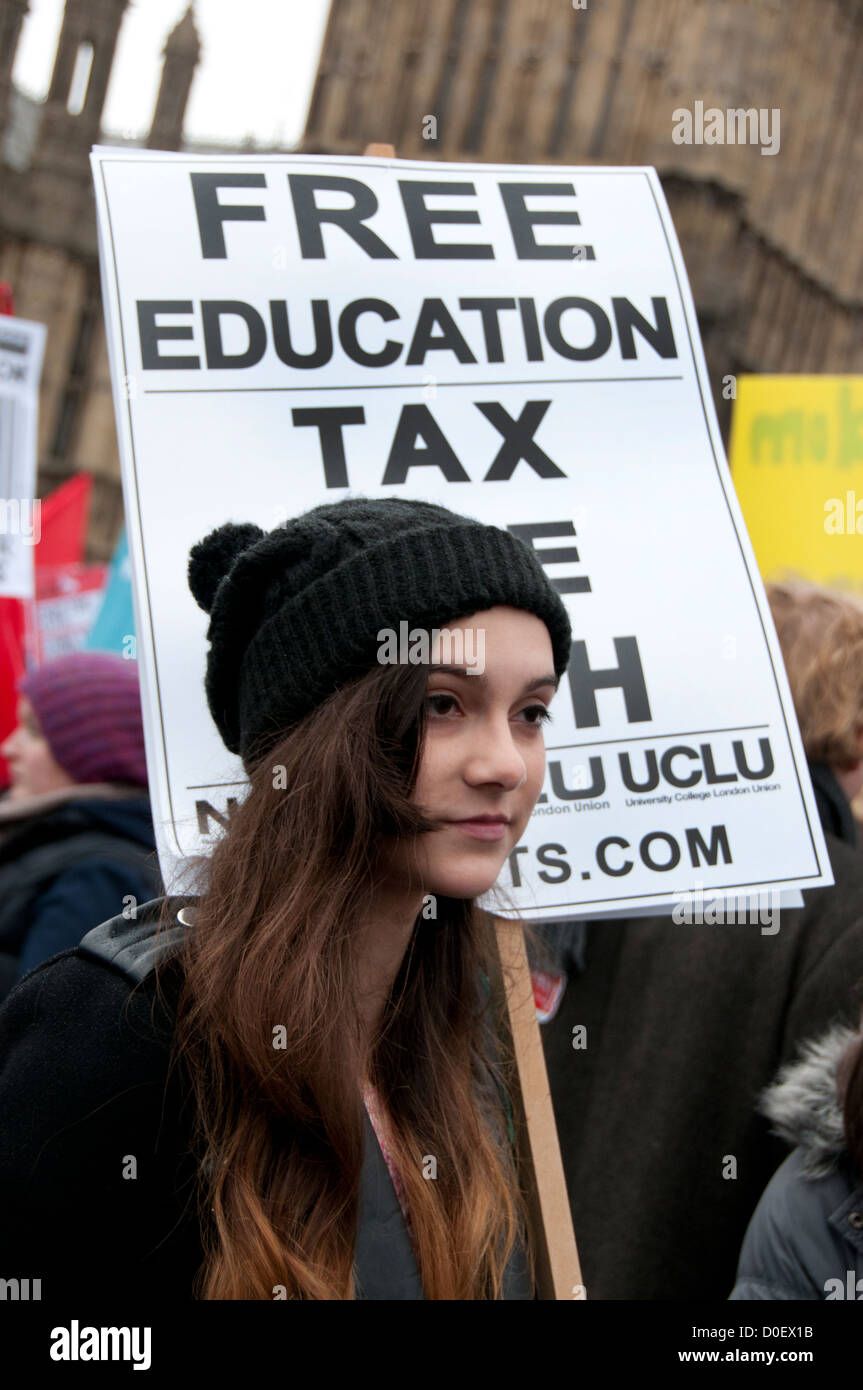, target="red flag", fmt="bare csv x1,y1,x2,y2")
0,282,25,785
34,472,92,569
0,597,27,789
0,474,94,787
